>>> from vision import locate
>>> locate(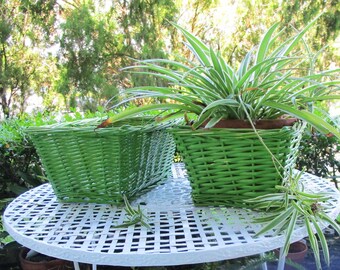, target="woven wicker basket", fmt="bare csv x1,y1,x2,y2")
27,117,176,204
171,123,304,207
